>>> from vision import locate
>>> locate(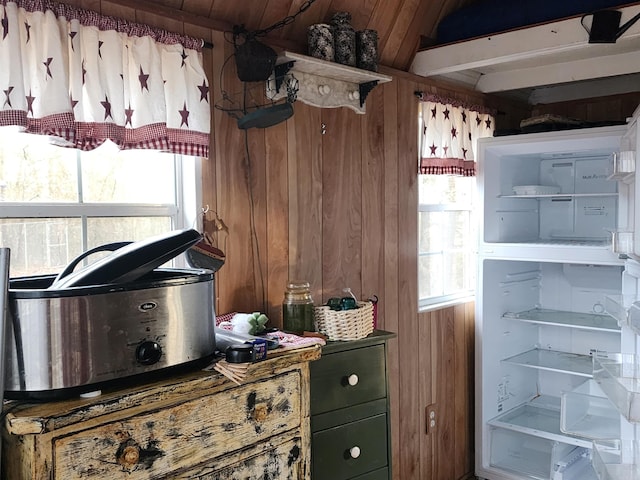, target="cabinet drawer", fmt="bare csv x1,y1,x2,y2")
352,467,389,480
312,413,388,480
52,371,302,479
311,344,386,414
175,437,305,480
